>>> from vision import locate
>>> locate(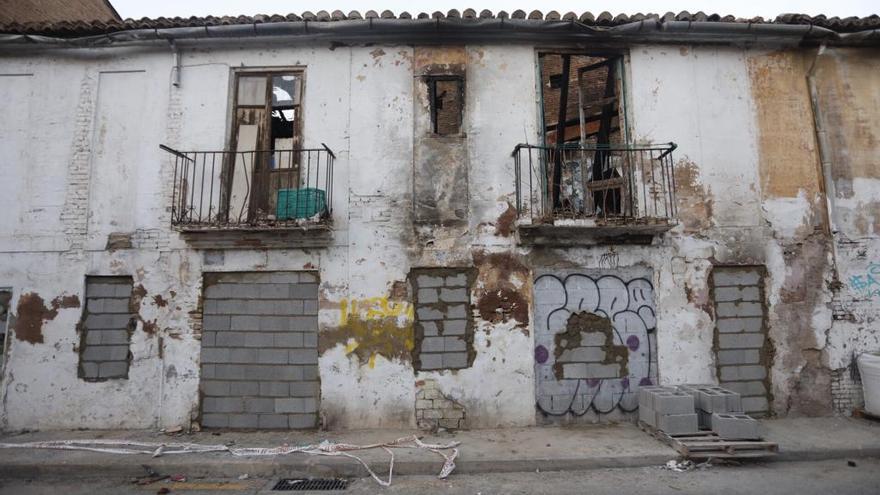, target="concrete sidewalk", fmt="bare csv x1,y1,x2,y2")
0,417,878,480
